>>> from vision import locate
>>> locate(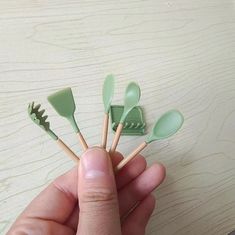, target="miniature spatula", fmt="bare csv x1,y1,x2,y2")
101,74,115,149
48,88,88,151
28,102,79,163
115,110,184,171
109,82,141,154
